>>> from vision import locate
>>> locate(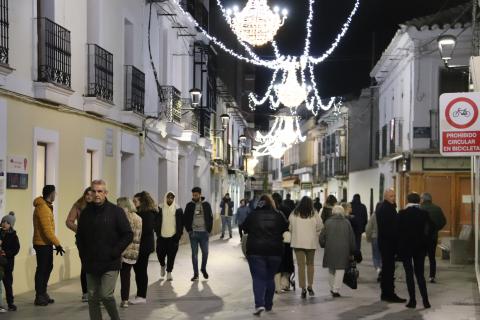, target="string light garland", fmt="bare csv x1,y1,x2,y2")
225,0,288,47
